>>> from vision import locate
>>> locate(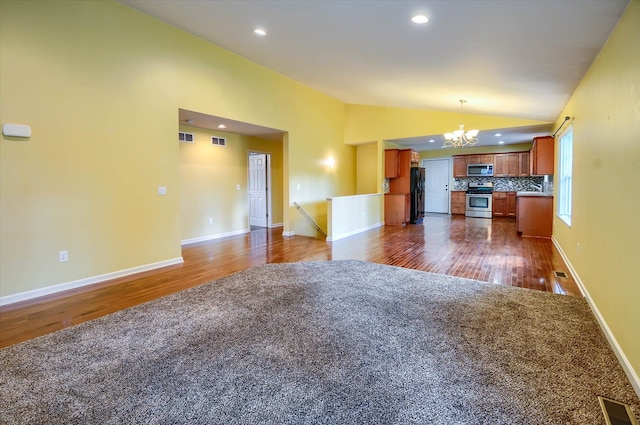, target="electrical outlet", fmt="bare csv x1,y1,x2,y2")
58,250,68,263
577,243,580,255
208,217,213,225
236,184,240,191
158,186,167,195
